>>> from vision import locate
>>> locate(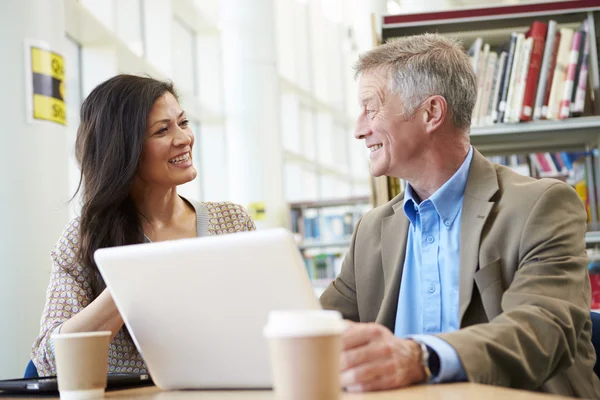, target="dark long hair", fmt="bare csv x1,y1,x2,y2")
74,74,177,273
